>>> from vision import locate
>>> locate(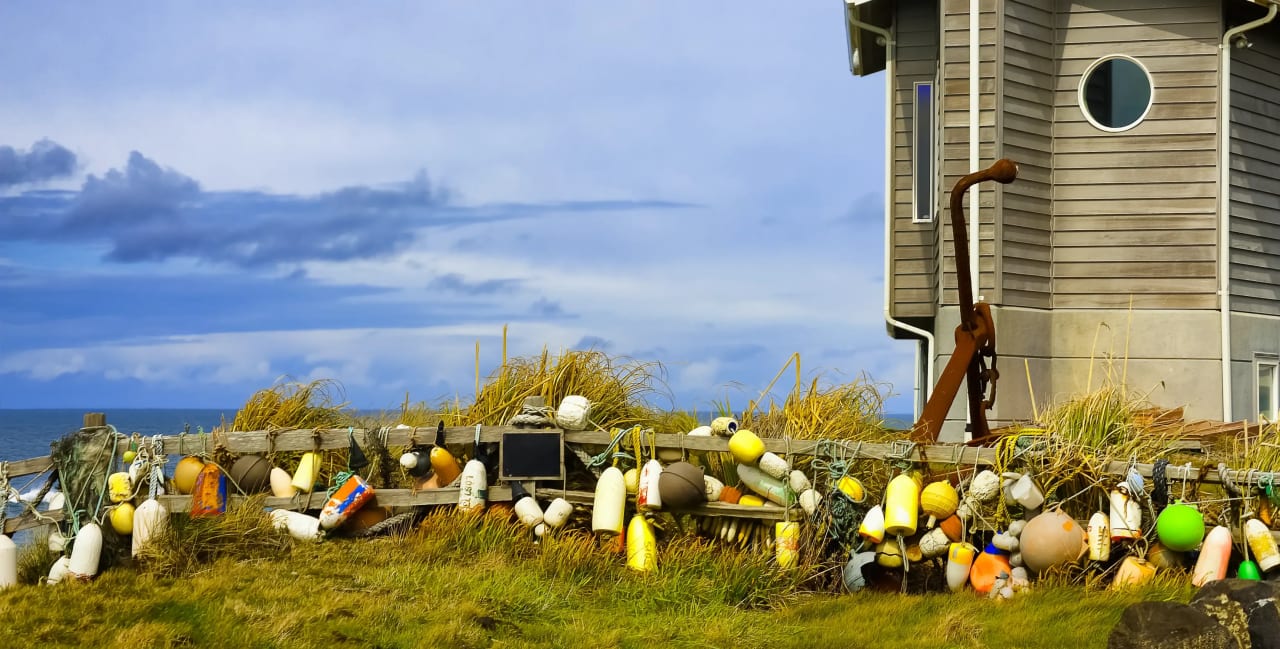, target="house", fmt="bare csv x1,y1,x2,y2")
842,0,1280,440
